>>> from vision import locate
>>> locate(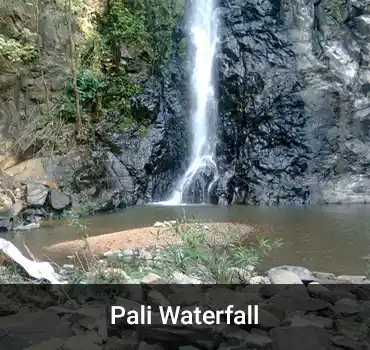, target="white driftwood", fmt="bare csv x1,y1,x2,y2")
0,238,62,283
